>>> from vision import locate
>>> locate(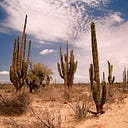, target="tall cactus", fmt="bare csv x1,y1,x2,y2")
89,22,106,114
57,41,77,89
107,61,115,96
123,67,127,85
10,15,31,92
107,61,115,84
